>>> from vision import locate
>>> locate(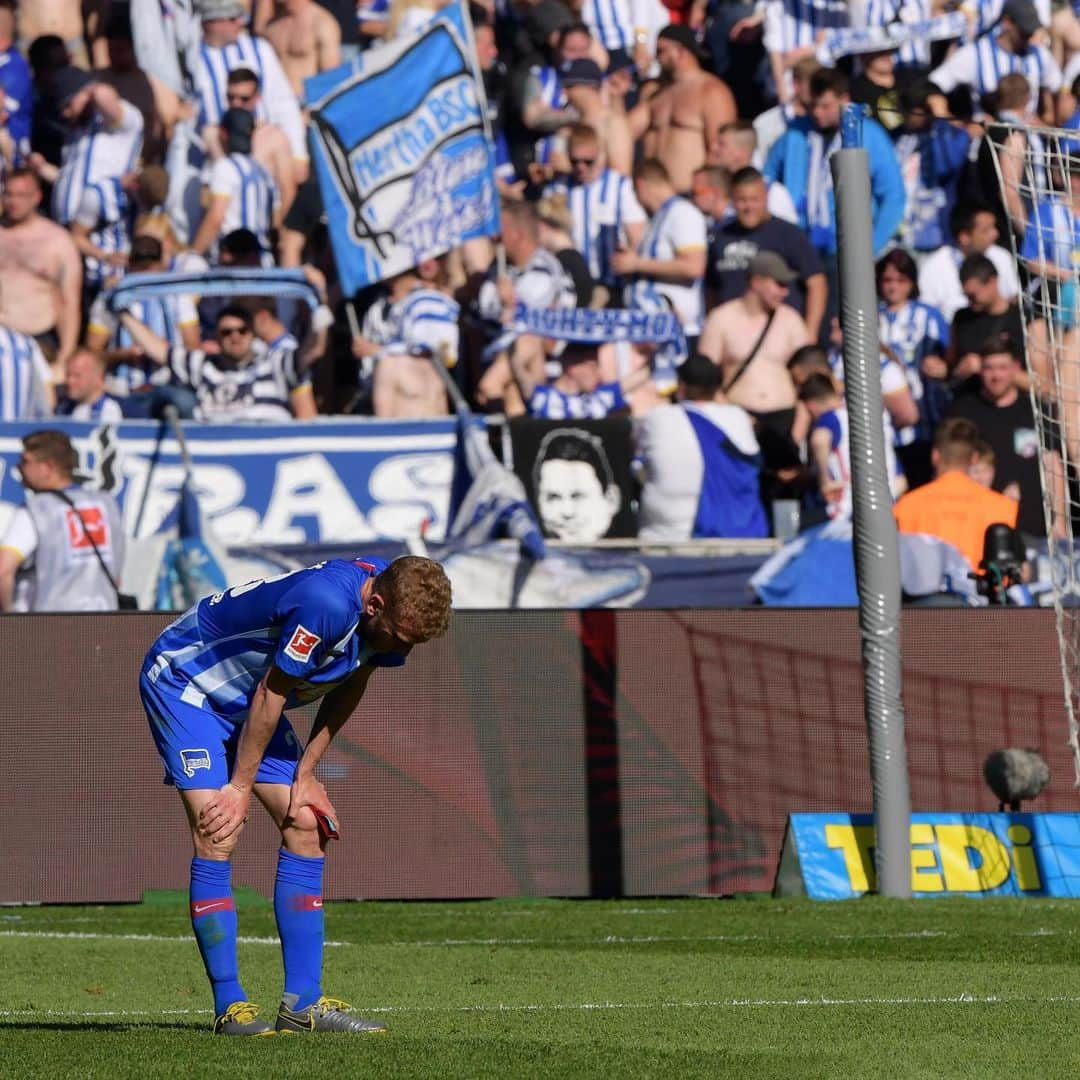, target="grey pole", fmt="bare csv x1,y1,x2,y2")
832,104,911,898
